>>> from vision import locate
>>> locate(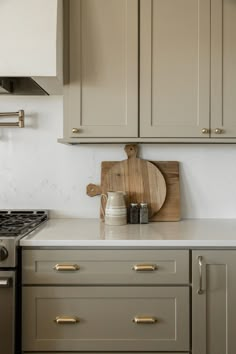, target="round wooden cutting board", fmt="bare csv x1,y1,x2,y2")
102,145,167,218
